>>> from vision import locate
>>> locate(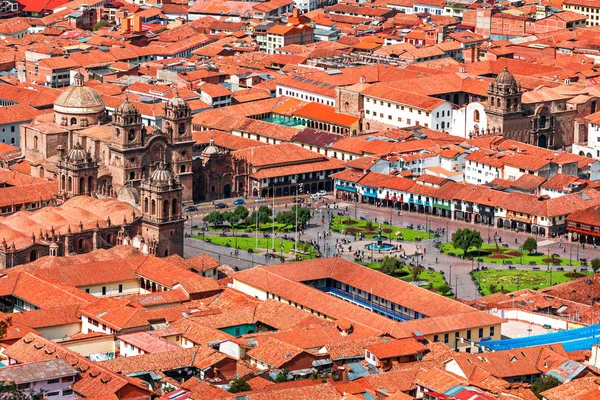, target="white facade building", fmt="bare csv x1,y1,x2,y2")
362,86,454,132
451,102,488,139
